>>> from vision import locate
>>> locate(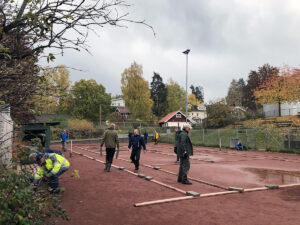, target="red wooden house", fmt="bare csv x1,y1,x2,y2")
158,111,191,127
